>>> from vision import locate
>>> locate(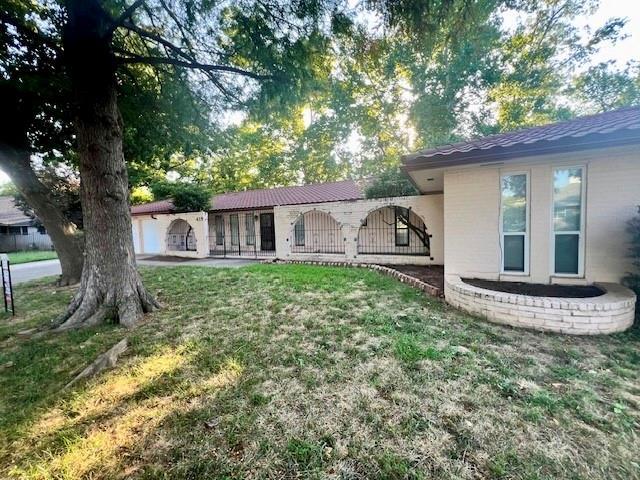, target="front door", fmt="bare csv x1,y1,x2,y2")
260,213,275,251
